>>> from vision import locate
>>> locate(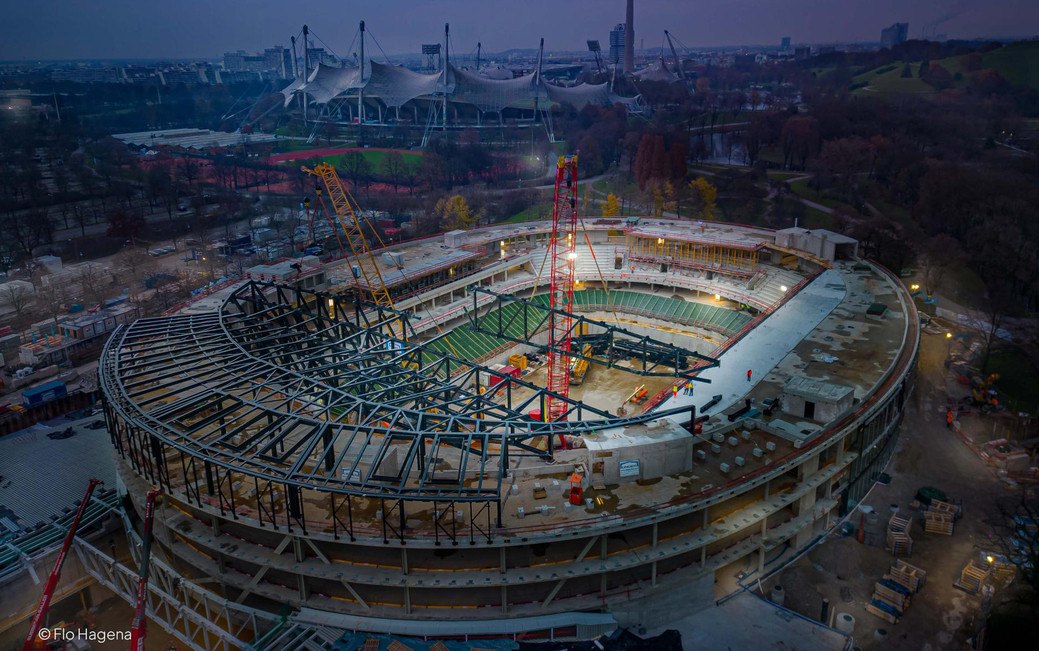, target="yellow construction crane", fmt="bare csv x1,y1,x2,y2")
302,162,394,309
